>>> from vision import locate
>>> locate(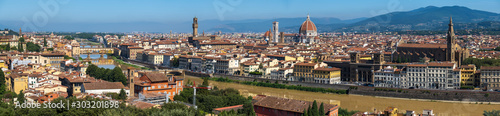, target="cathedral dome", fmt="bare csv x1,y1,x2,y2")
263,30,272,37
299,15,317,32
